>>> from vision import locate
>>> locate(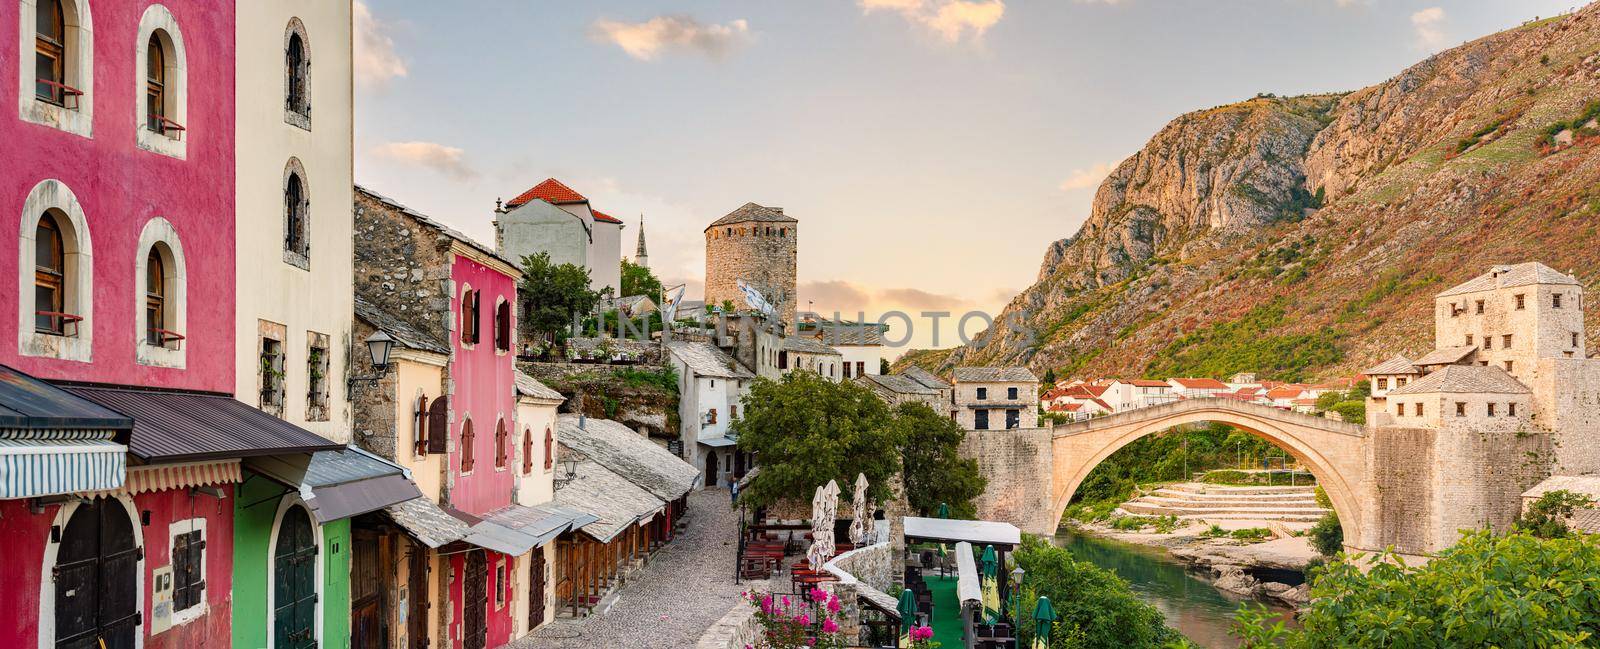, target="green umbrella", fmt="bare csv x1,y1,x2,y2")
980,545,1000,624
898,588,918,647
1031,596,1057,649
937,502,950,518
